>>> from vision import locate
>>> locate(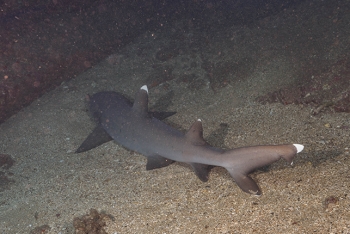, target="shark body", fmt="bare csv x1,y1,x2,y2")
76,85,304,195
